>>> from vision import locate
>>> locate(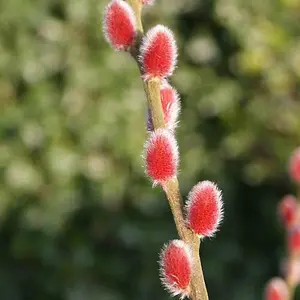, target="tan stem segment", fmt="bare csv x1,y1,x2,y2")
127,0,143,32
163,179,187,239
127,0,209,299
286,249,297,300
144,79,165,128
190,239,209,300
